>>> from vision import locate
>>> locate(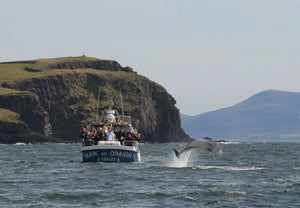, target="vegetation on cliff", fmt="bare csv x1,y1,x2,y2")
0,56,190,143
